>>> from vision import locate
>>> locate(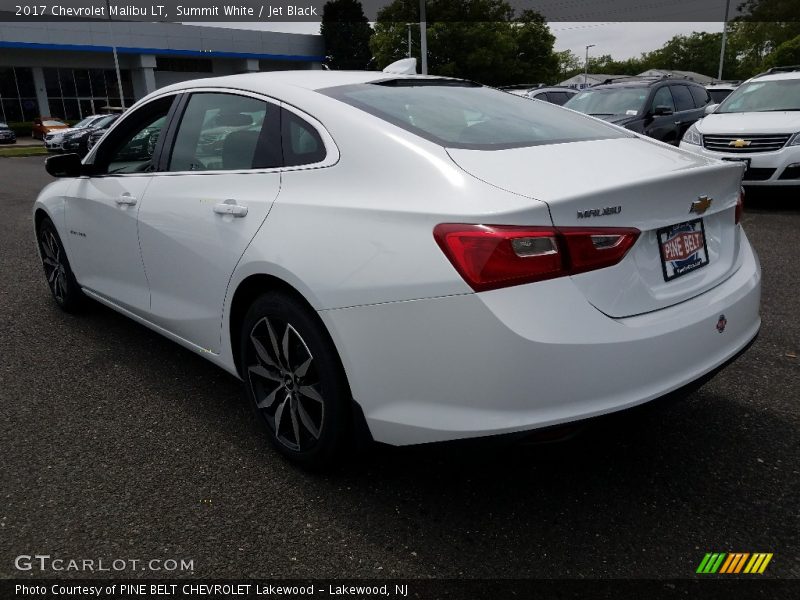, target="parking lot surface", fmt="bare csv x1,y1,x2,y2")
0,156,798,579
